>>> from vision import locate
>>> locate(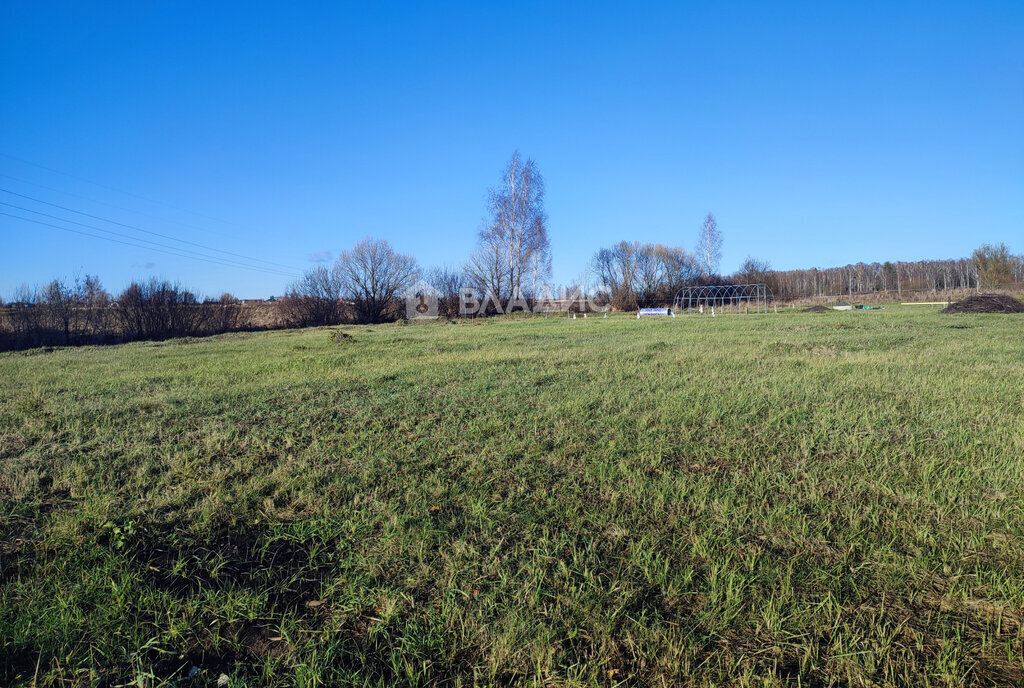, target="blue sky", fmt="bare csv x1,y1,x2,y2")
1,1,1021,298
